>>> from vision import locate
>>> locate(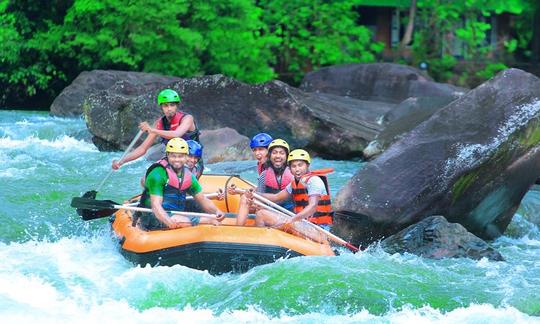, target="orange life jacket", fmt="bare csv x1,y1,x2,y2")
290,168,334,225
